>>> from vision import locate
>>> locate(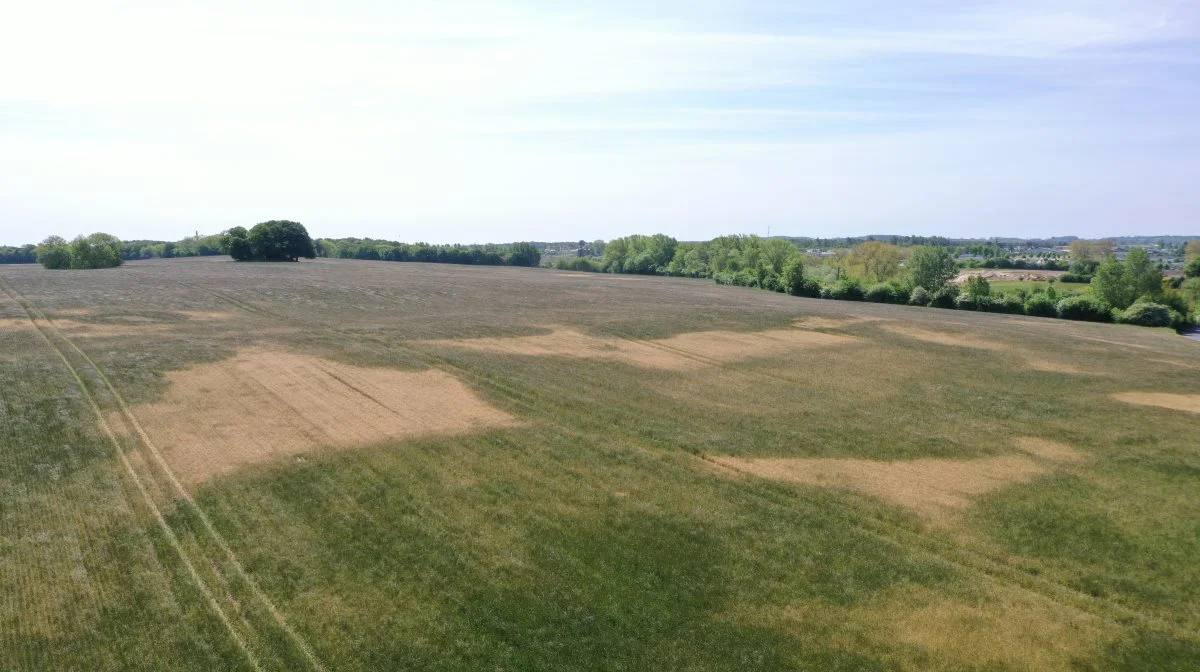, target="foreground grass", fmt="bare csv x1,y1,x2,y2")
1,258,1197,669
